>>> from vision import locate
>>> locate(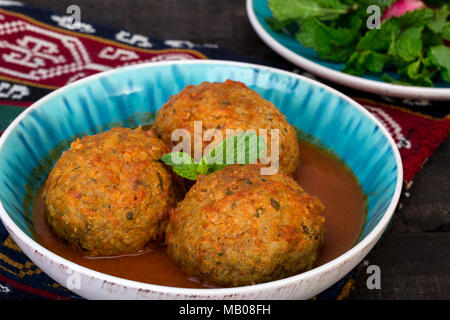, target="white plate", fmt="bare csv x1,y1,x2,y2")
247,0,450,101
